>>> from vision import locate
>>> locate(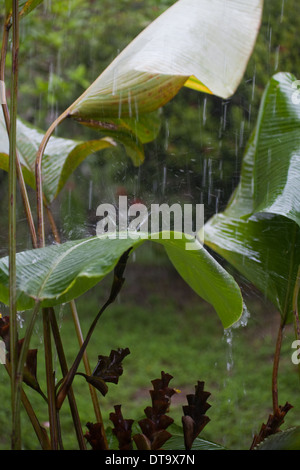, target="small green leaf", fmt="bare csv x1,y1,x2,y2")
255,427,300,451
162,423,225,450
